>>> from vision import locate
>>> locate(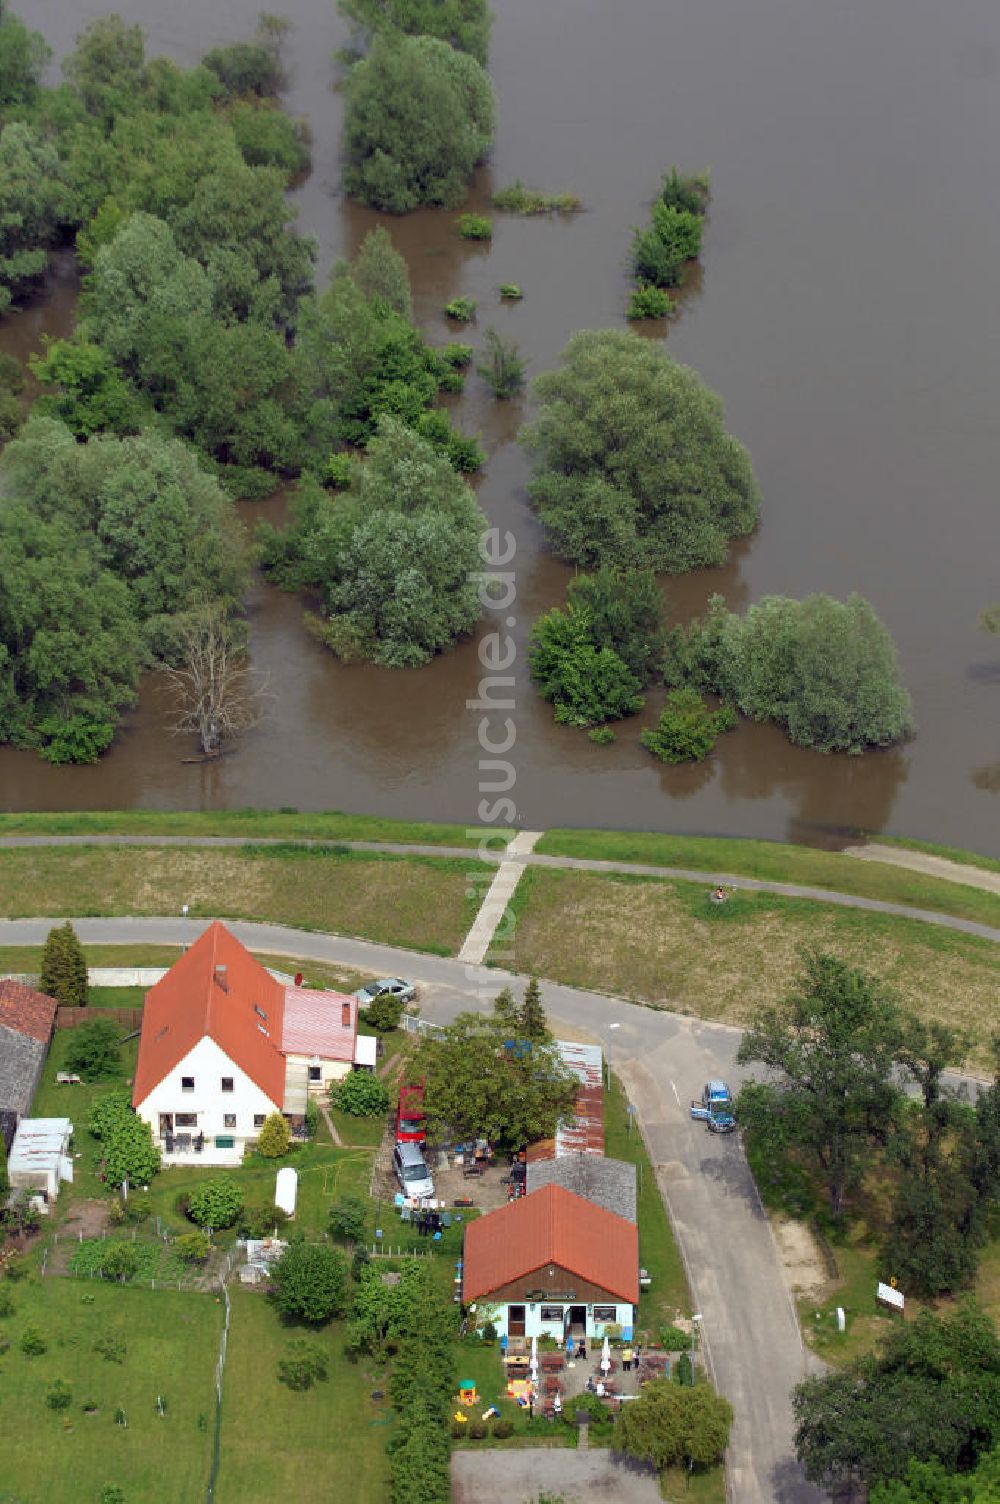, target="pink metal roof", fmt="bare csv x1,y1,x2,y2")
280,987,357,1061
